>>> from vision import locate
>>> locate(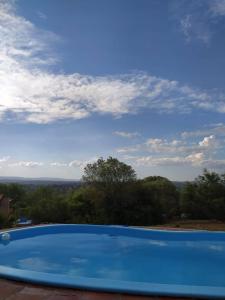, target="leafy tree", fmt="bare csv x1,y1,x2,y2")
82,157,136,188
112,181,163,225
180,182,202,219
28,187,69,224
0,212,7,229
0,183,26,206
82,157,138,224
66,187,106,224
142,176,179,220
181,169,225,220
